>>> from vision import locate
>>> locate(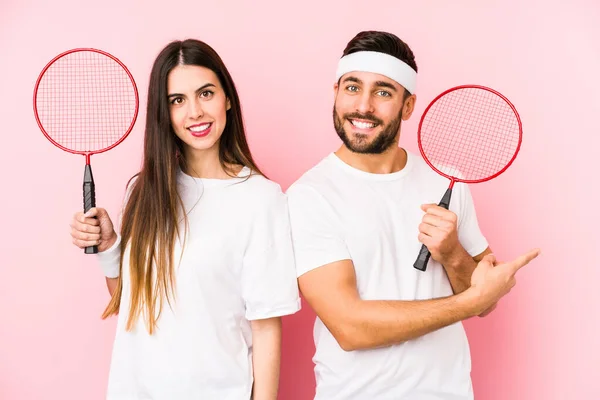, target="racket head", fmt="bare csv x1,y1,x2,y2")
417,85,523,184
33,48,139,156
